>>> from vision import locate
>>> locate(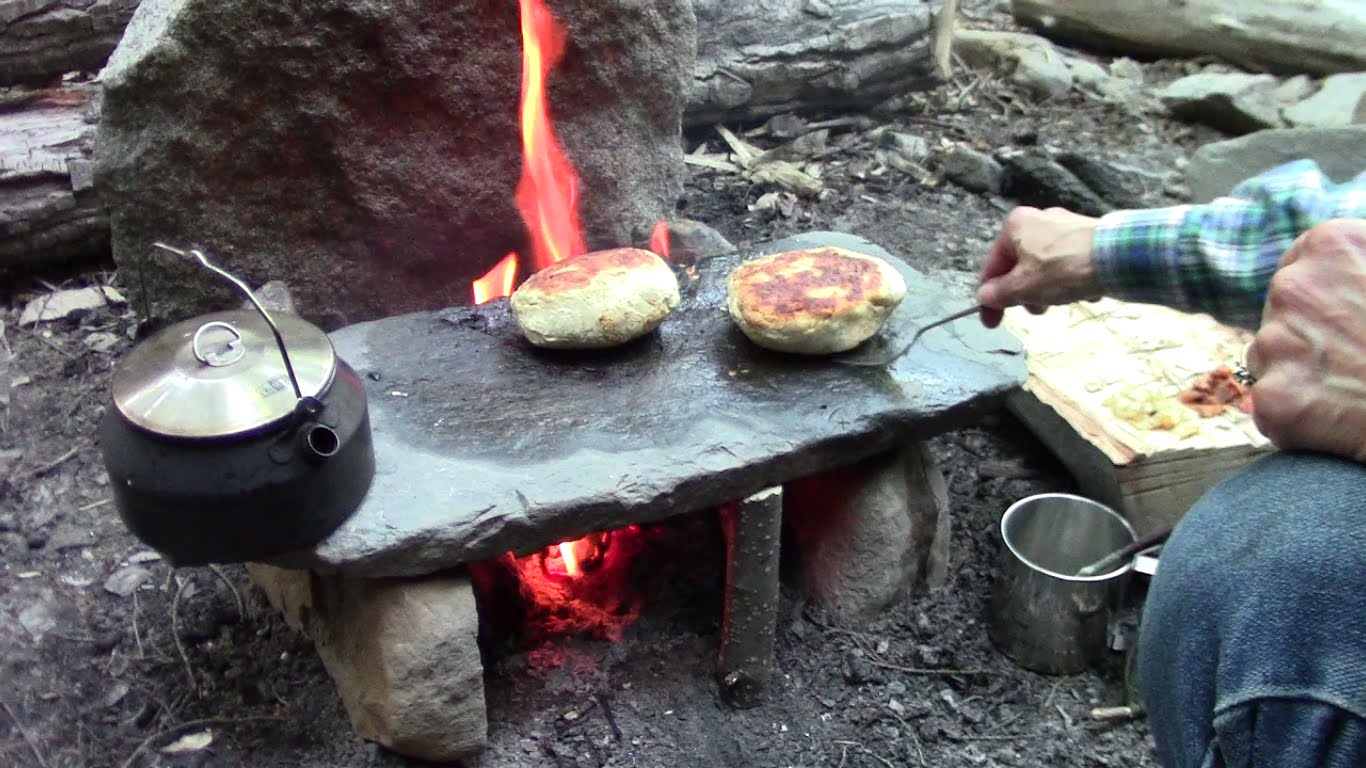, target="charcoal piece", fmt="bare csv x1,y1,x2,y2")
278,231,1026,577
